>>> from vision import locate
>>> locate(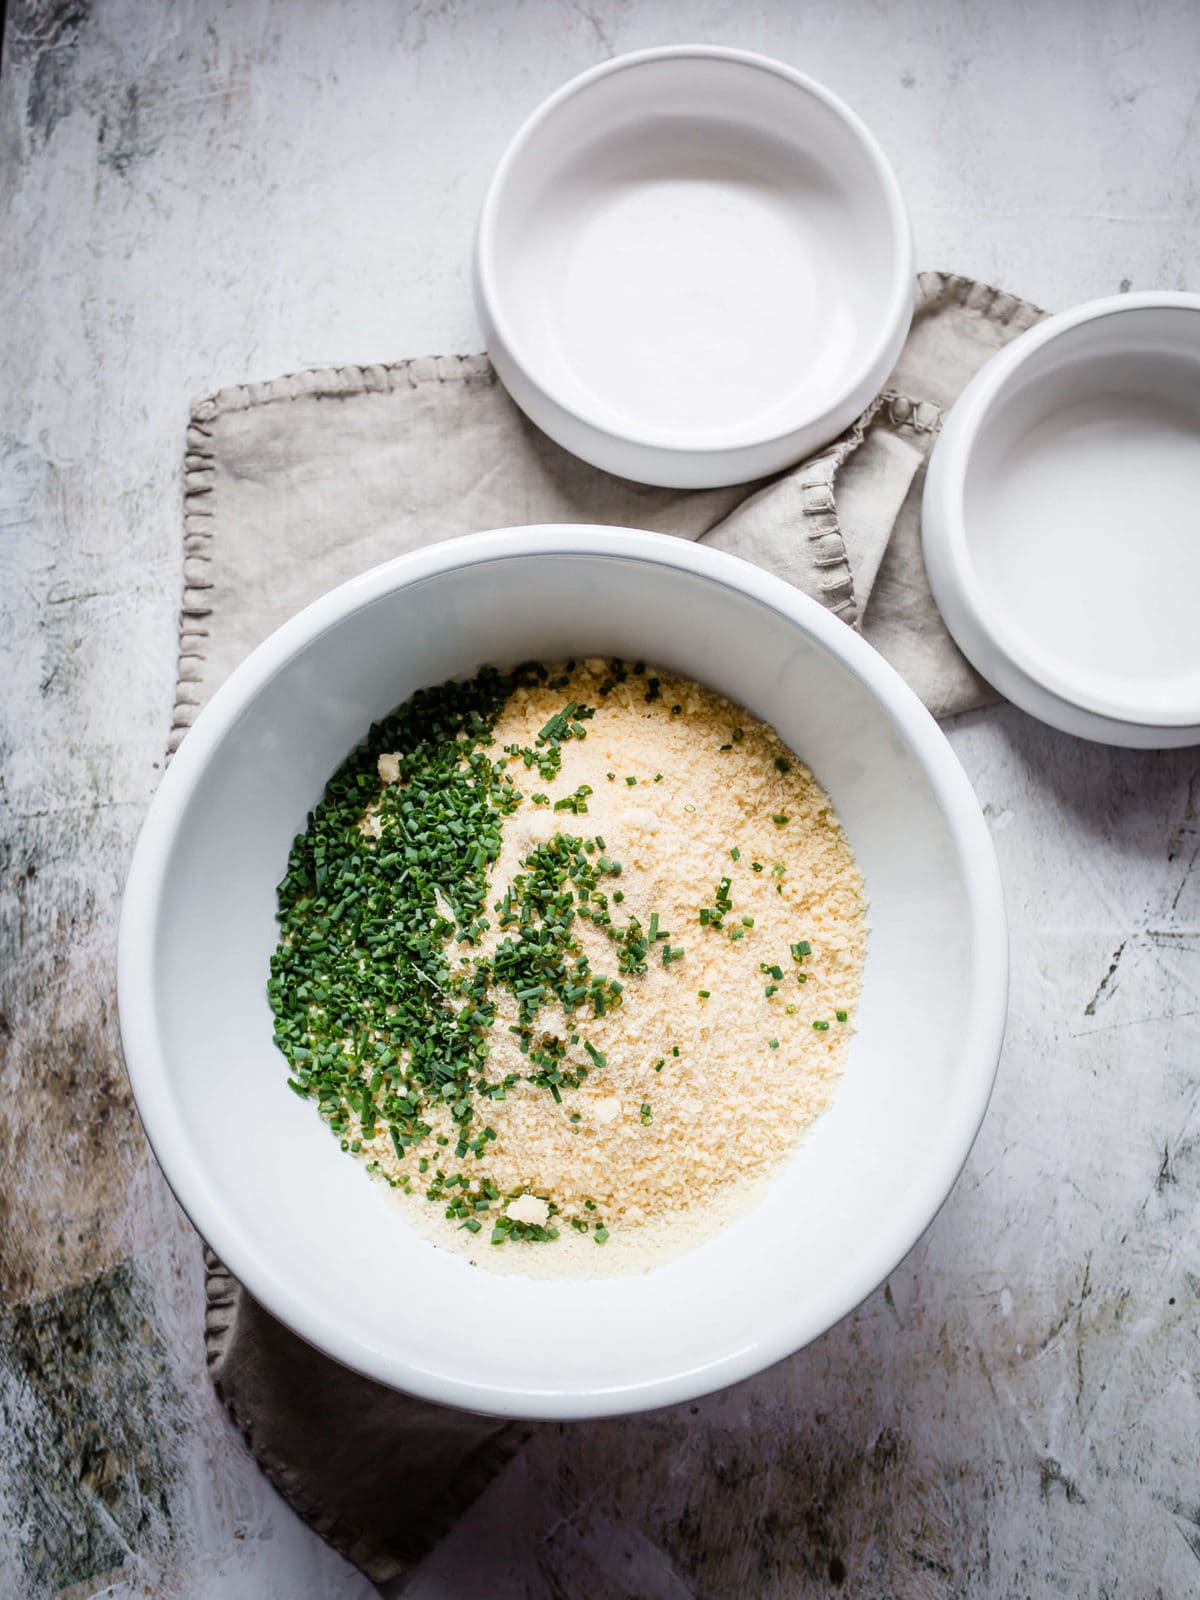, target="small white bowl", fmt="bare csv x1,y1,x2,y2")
474,47,914,489
923,292,1200,749
118,527,1005,1419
